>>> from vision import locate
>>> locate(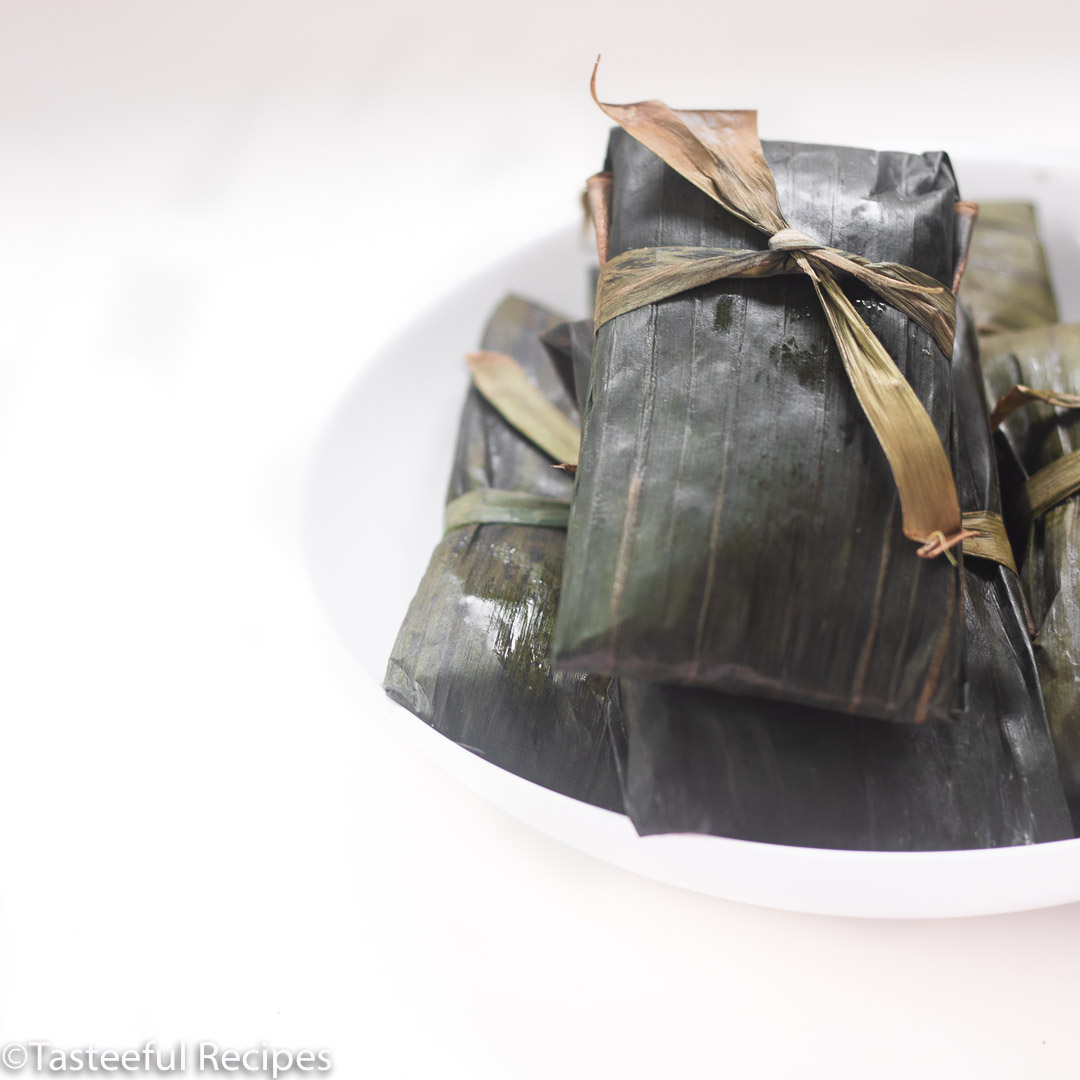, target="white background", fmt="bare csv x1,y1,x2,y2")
2,2,1080,1077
